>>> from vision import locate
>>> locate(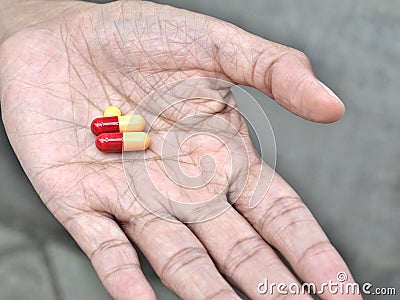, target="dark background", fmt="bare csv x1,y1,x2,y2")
0,0,399,299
